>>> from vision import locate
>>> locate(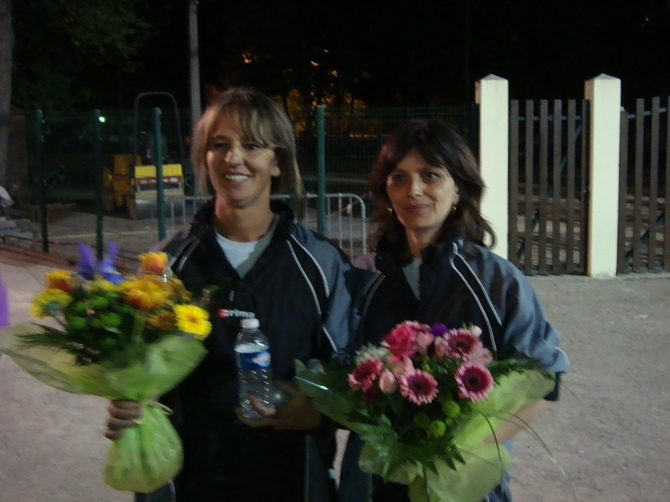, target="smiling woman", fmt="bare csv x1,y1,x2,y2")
204,114,280,215
385,150,460,257
339,119,568,502
189,89,304,242
104,87,362,502
192,89,303,203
